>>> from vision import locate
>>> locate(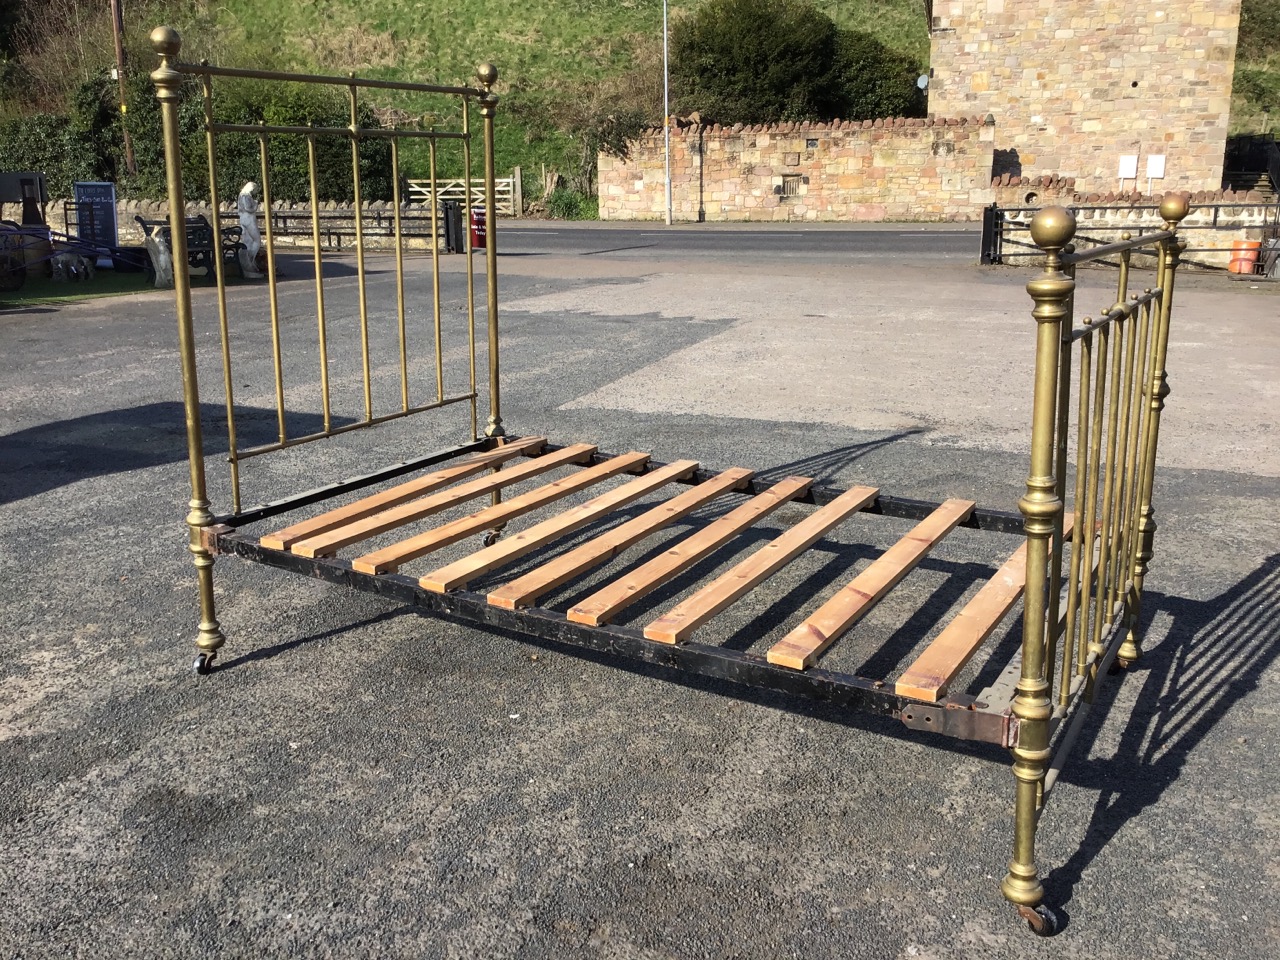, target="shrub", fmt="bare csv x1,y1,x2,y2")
832,30,925,121
0,113,99,195
670,0,924,126
1240,0,1280,63
671,0,844,124
545,187,597,220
